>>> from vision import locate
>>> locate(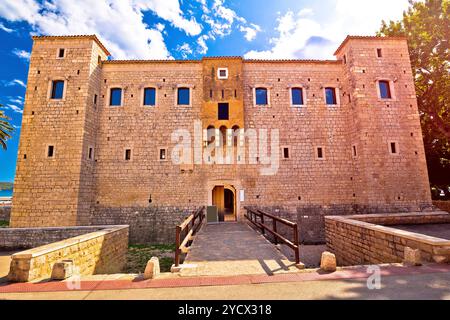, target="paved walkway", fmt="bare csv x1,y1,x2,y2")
0,264,449,299
181,222,299,277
